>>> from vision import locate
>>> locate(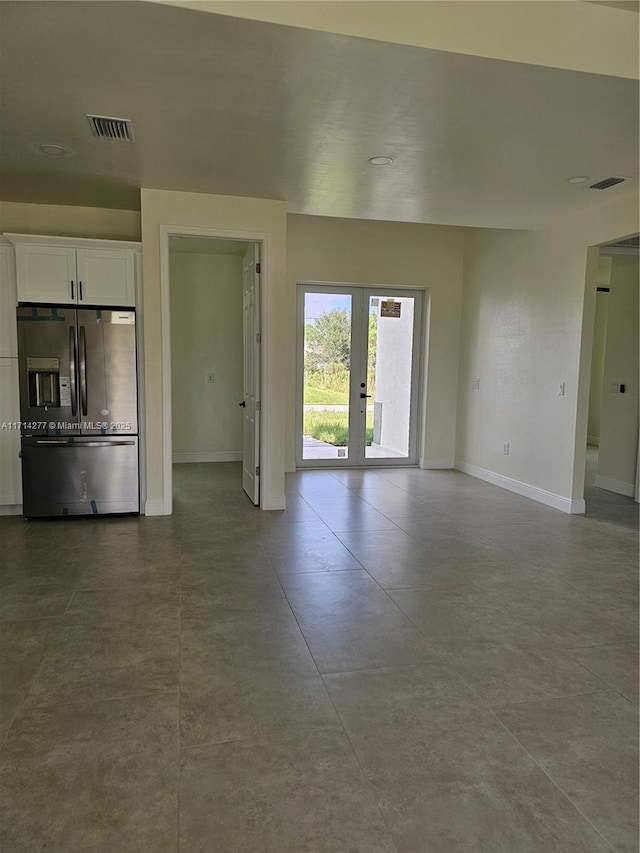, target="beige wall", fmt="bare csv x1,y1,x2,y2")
597,255,639,495
456,191,639,511
286,214,465,470
140,189,287,512
0,200,141,241
170,252,243,460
